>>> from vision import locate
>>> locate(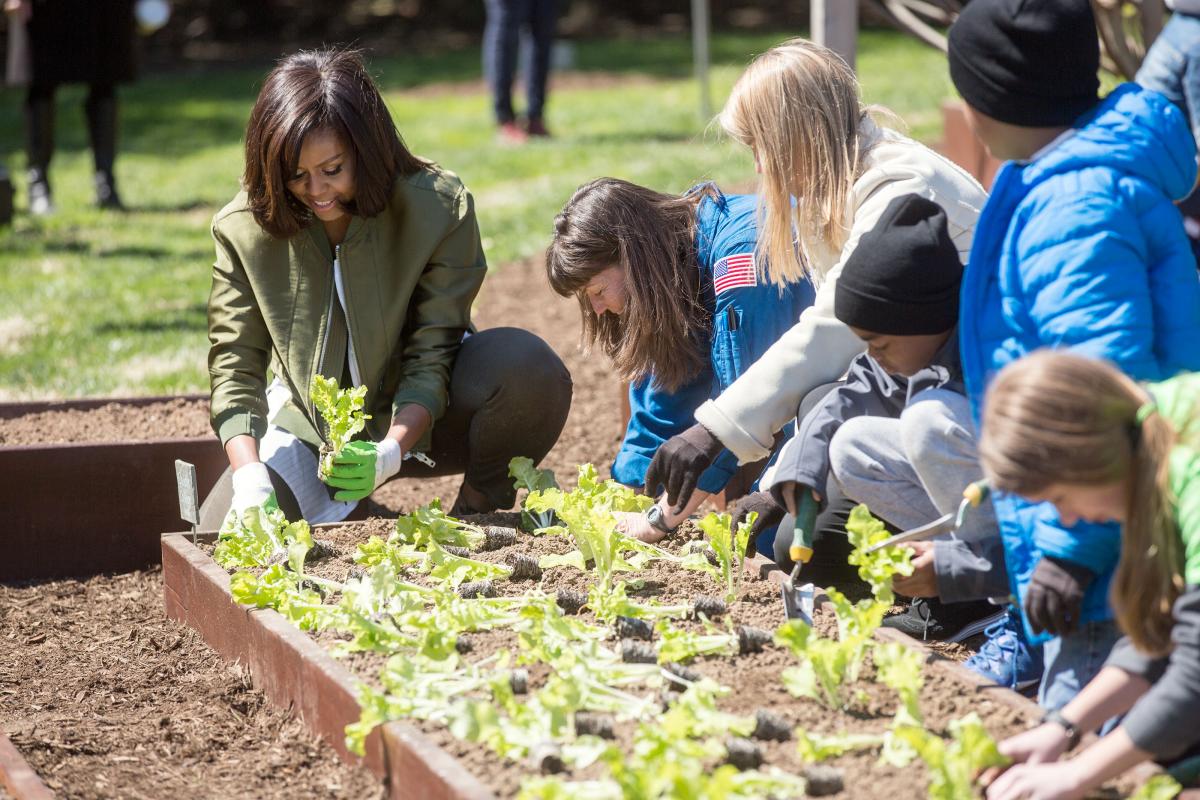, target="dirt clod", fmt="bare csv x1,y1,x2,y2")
620,640,657,664
482,526,518,551
528,741,566,775
556,588,588,614
693,595,727,618
573,712,615,740
724,737,764,770
737,625,773,655
505,552,542,581
803,764,845,796
752,709,792,742
615,615,653,641
458,580,497,599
